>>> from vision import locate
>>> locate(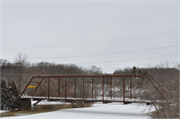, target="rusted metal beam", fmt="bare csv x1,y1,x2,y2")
149,76,166,93
74,77,76,98
30,75,145,79
130,77,132,99
84,100,94,103
65,78,66,100
65,99,75,102
123,77,125,104
124,101,132,104
102,77,104,102
33,100,42,106
83,77,84,102
146,76,164,96
48,77,49,101
21,96,171,104
32,77,45,96
92,77,93,99
103,101,112,104
111,77,112,99
20,77,35,96
58,78,60,97
95,85,96,99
